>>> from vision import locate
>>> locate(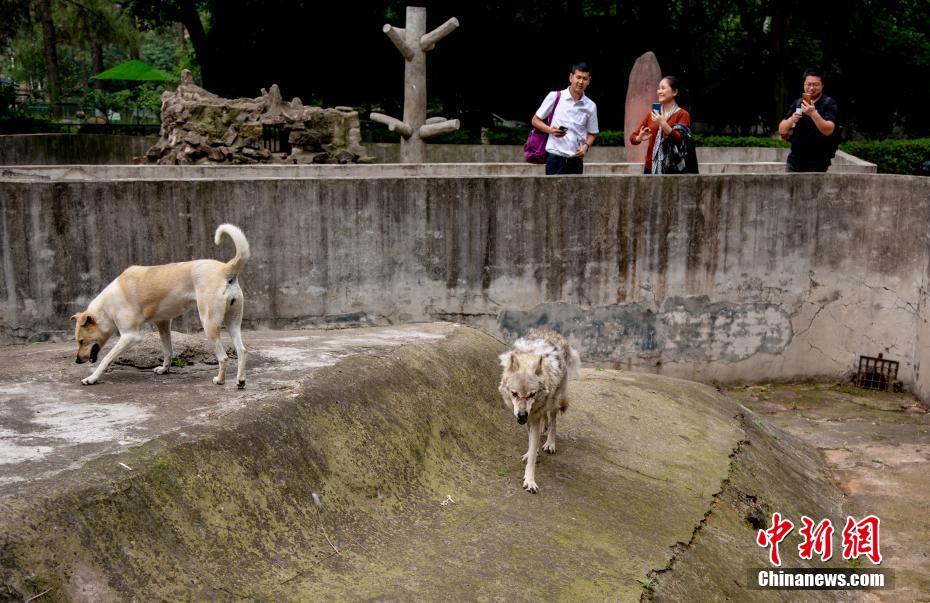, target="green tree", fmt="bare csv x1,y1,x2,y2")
3,0,929,137
121,0,213,87
48,0,140,94
0,0,30,49
34,0,62,115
